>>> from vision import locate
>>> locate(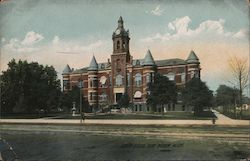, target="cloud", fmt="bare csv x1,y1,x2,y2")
52,36,60,45
21,31,44,45
1,37,5,42
233,29,249,39
141,16,248,42
52,36,107,54
3,31,44,53
151,5,164,16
